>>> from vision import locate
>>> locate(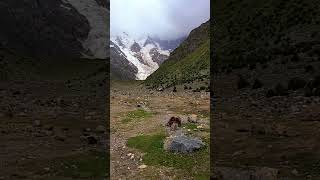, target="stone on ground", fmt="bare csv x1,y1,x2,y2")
138,164,147,169
164,133,205,153
95,125,105,133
